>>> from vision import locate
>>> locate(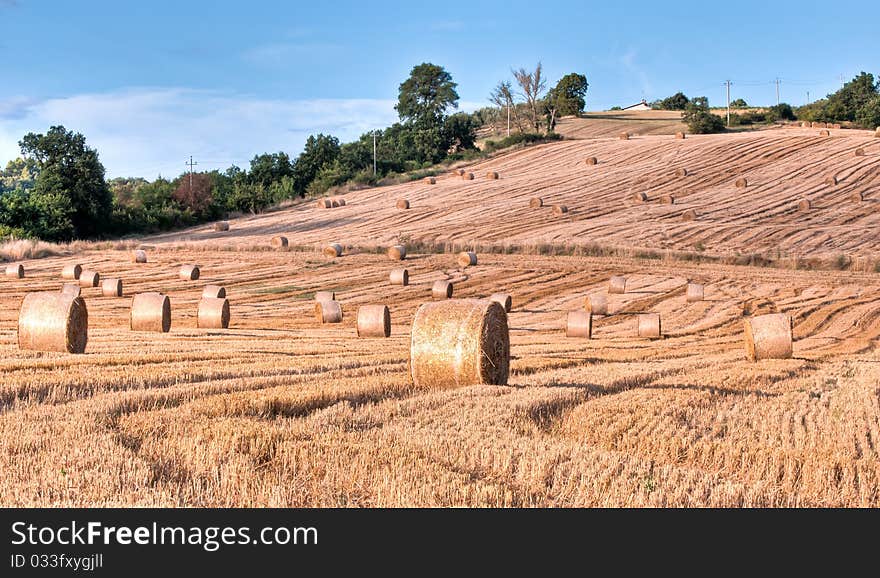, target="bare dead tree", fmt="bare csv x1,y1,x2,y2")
489,80,525,133
512,62,546,132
